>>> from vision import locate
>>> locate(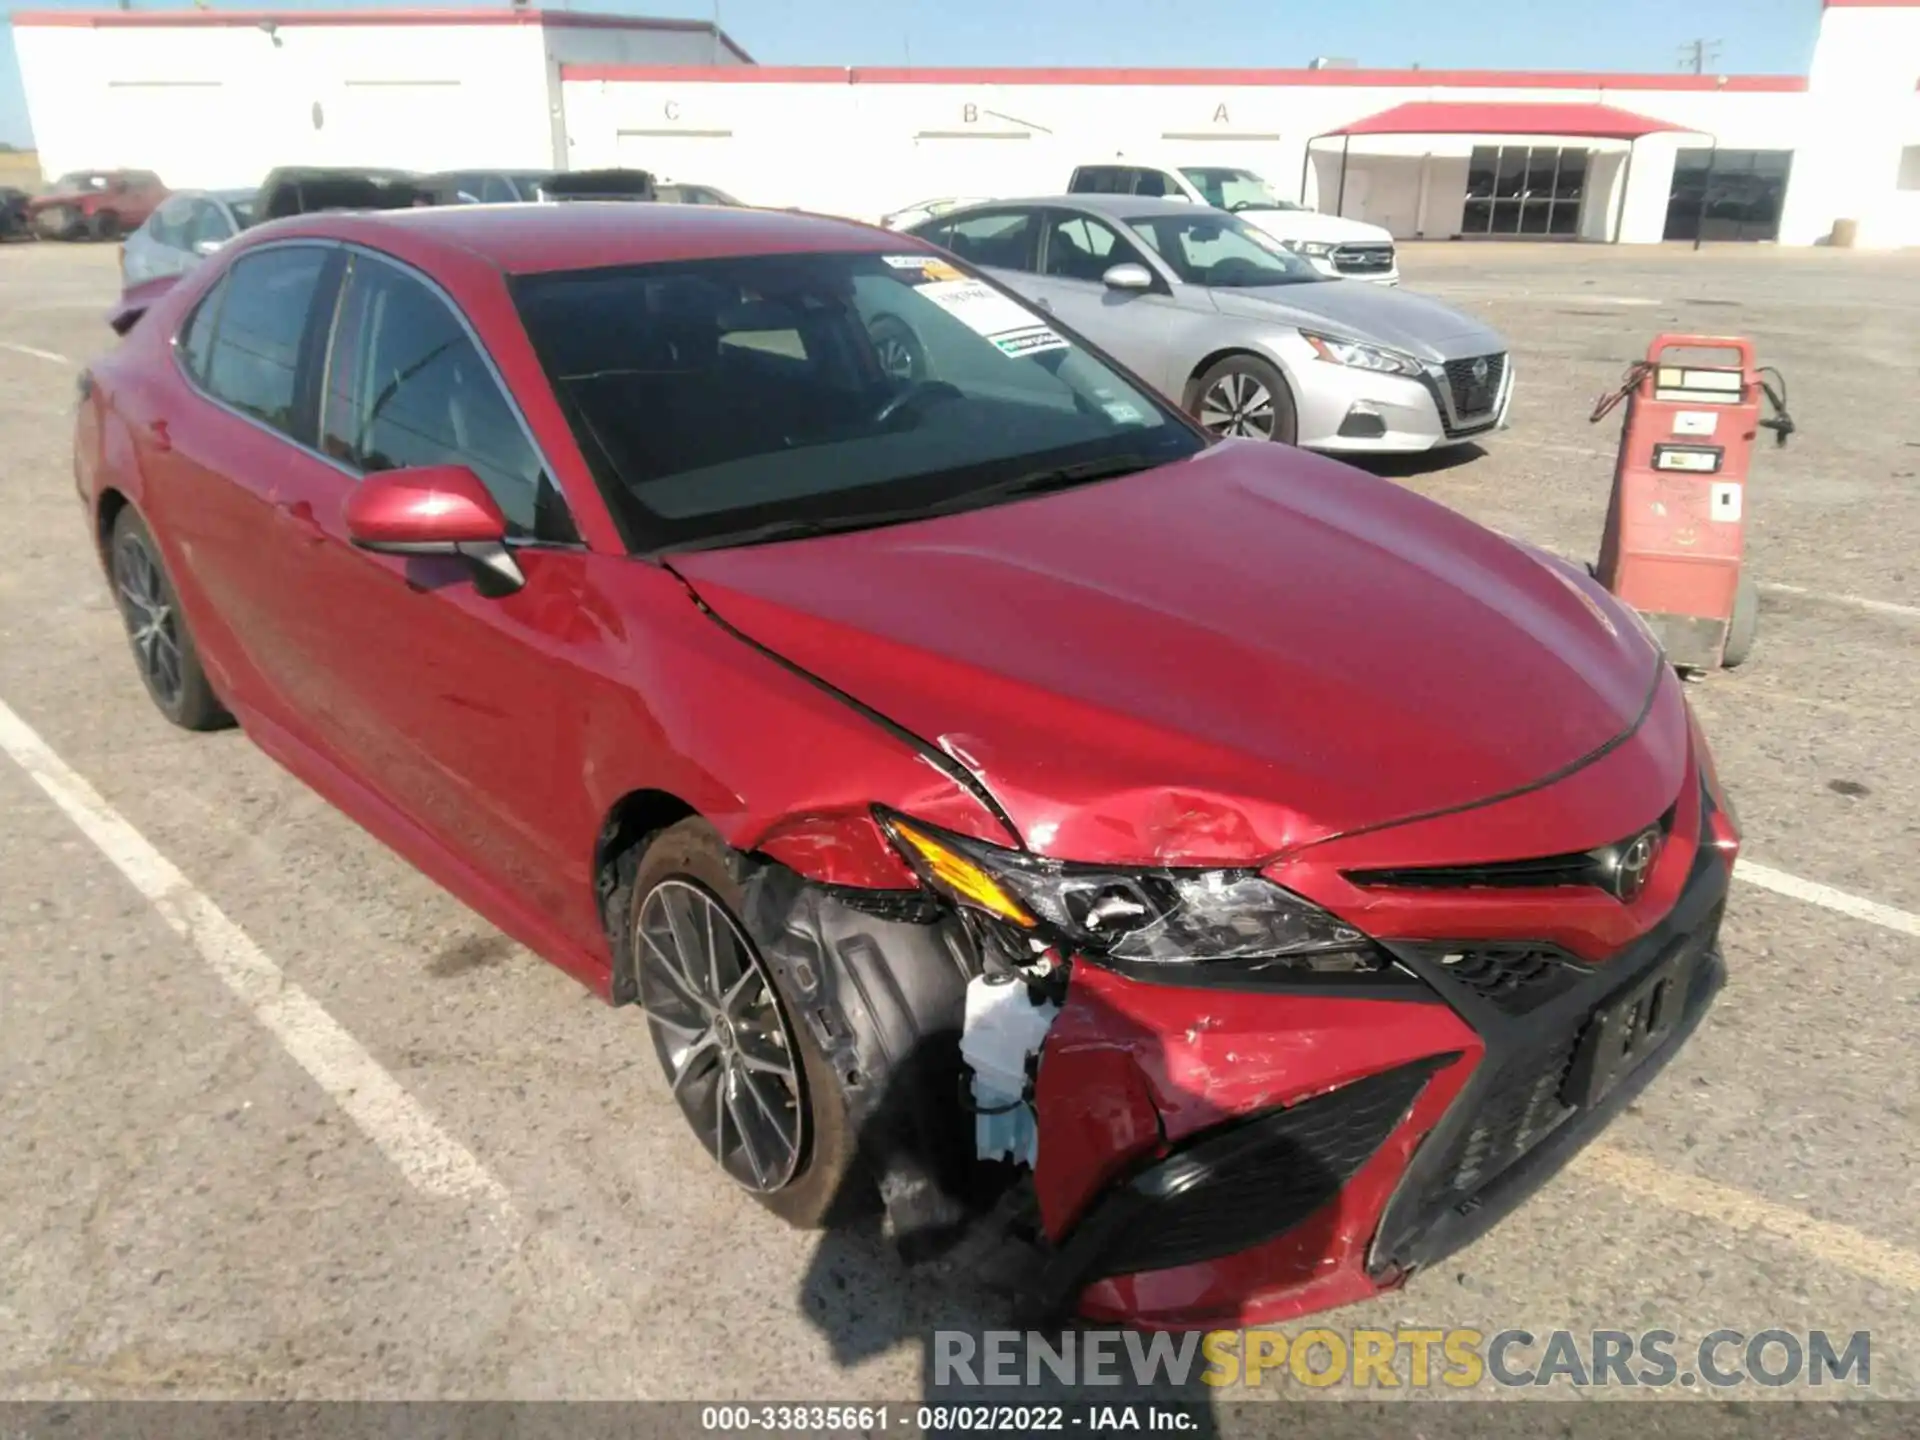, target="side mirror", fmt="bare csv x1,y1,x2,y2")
1102,263,1155,292
343,465,524,592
